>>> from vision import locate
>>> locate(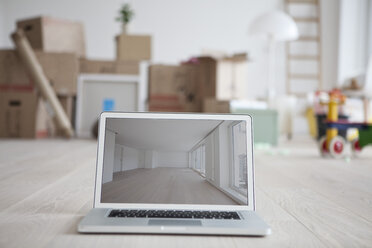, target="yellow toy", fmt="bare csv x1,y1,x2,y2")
319,89,372,158
319,89,346,158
